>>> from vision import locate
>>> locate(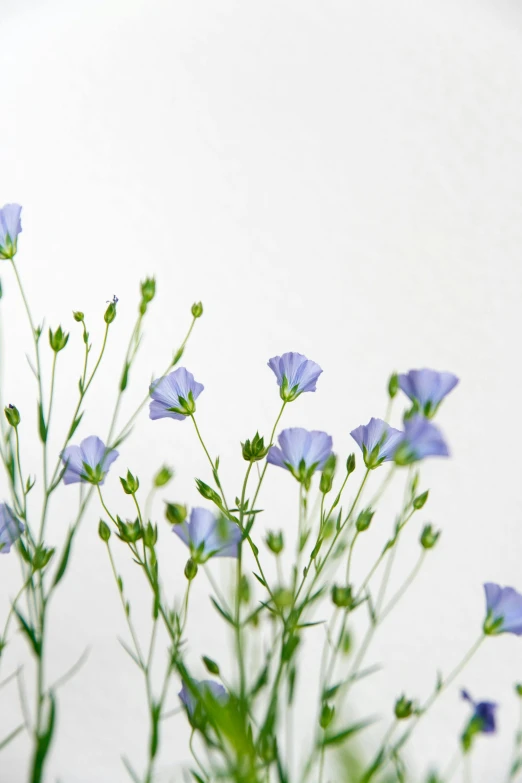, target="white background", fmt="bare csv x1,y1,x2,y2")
1,1,522,781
